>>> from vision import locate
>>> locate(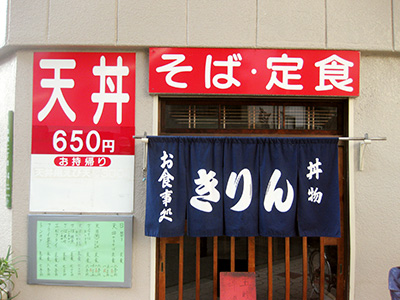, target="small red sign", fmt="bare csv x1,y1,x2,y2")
149,48,359,97
220,272,257,300
54,156,111,167
32,52,135,155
